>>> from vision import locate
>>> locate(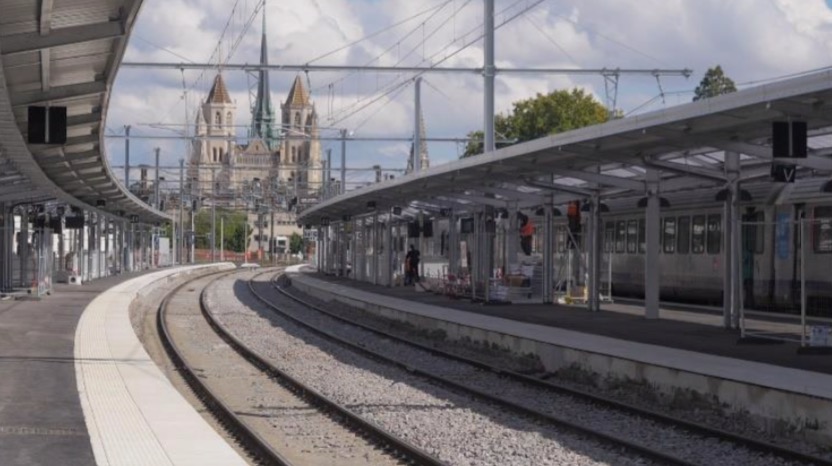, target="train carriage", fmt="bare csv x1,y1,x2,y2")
551,179,832,316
